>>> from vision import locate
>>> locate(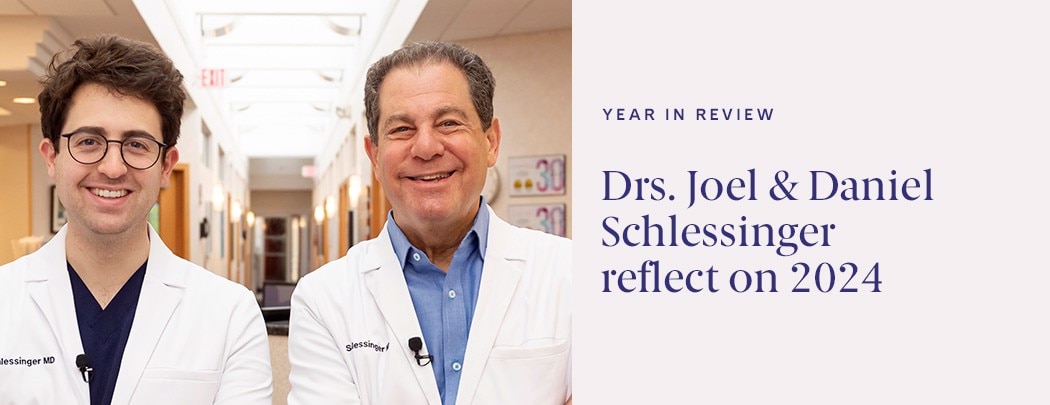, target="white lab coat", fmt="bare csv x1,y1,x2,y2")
0,226,273,404
288,207,571,404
